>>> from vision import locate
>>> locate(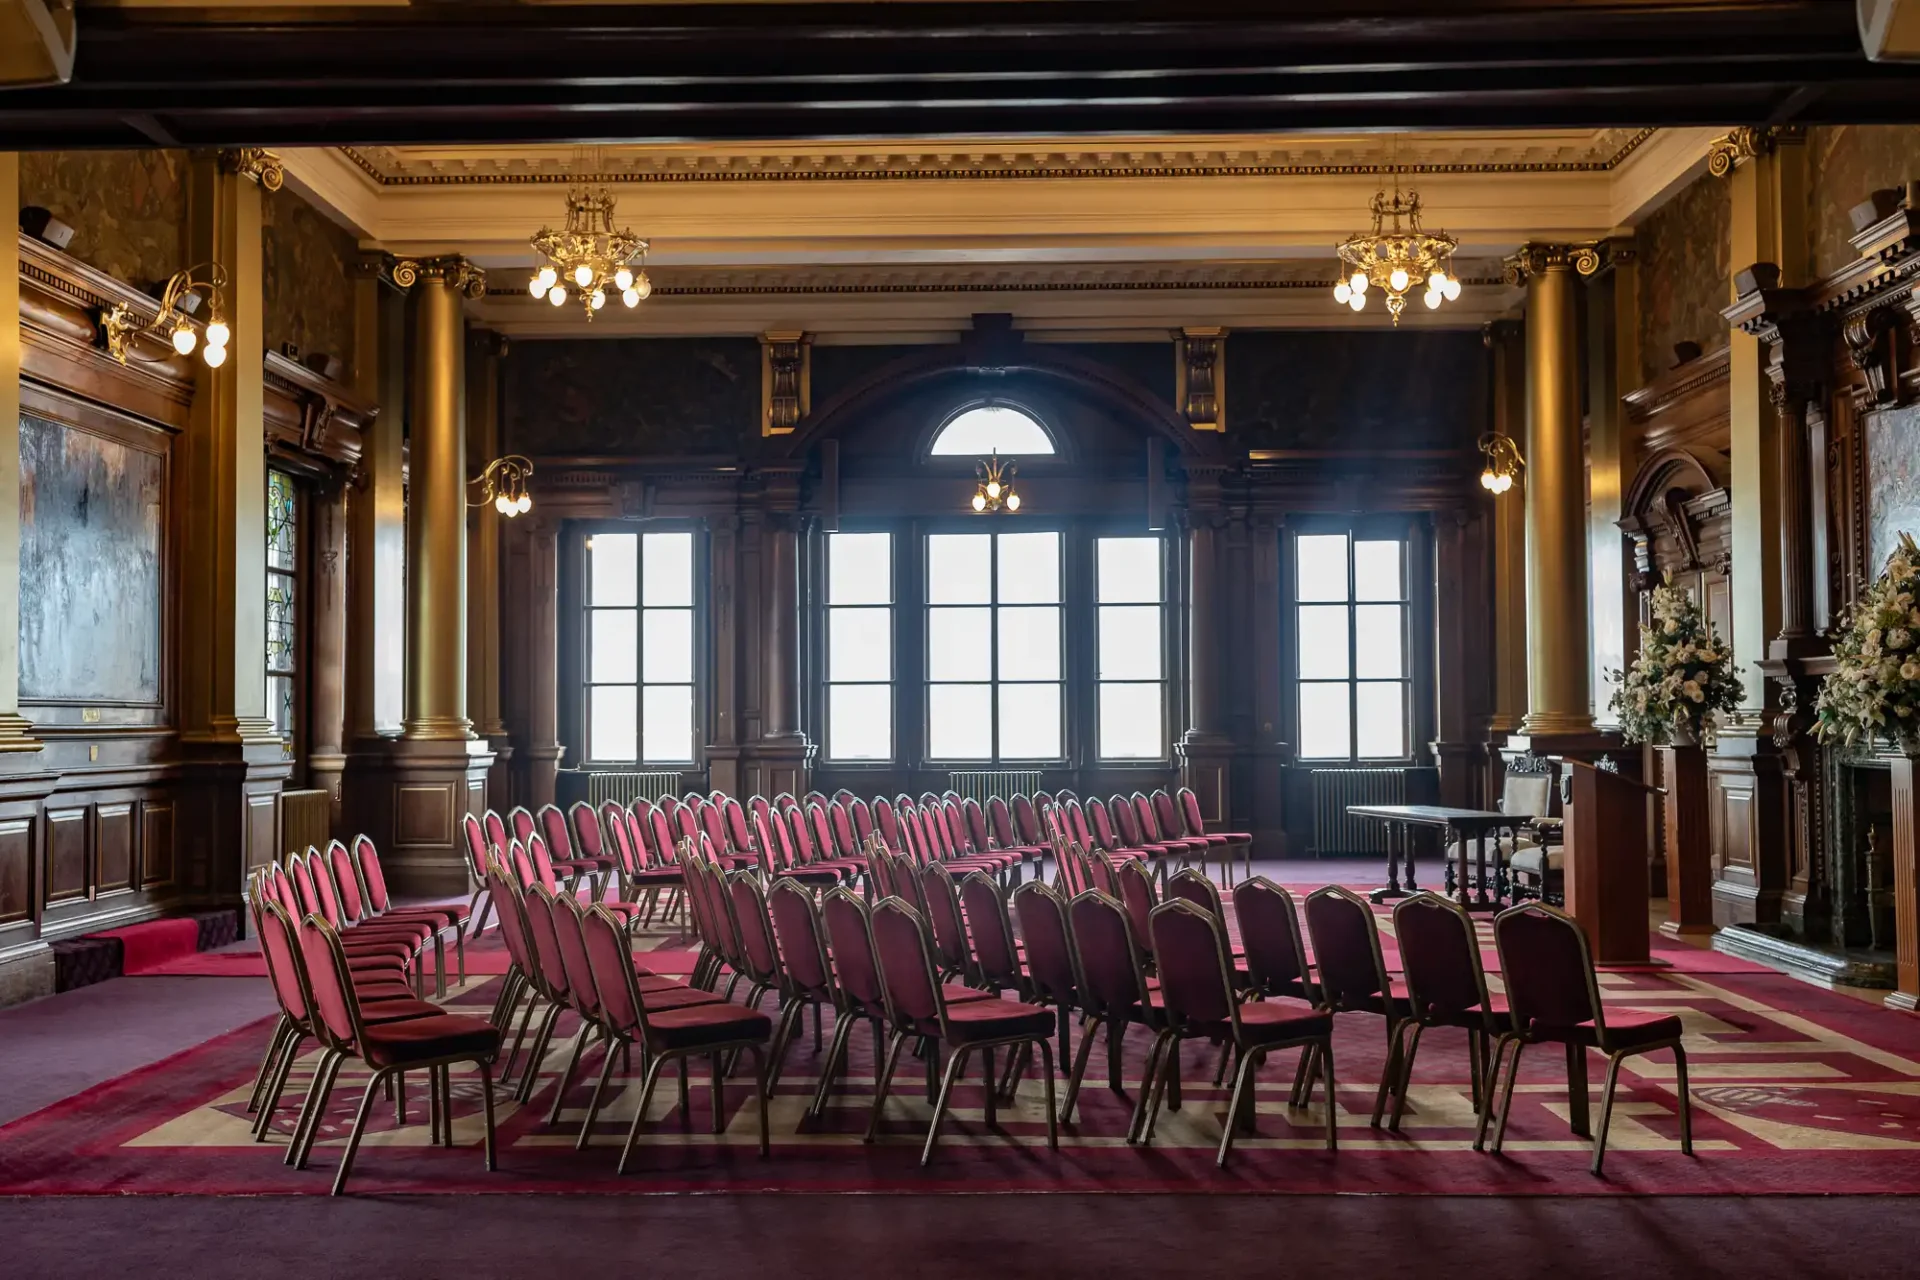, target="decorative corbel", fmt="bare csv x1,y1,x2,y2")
412,255,487,299
218,147,285,191
760,331,812,436
1844,305,1900,406
1725,262,1823,412
1706,125,1804,178
1174,327,1227,432
1501,242,1604,285
350,251,415,294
